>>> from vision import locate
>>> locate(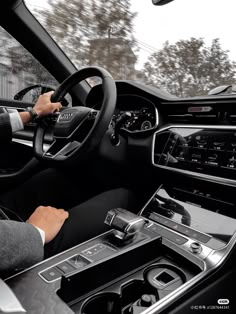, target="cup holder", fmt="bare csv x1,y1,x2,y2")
80,264,186,314
81,292,121,314
143,263,186,299
121,279,158,314
81,280,158,314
